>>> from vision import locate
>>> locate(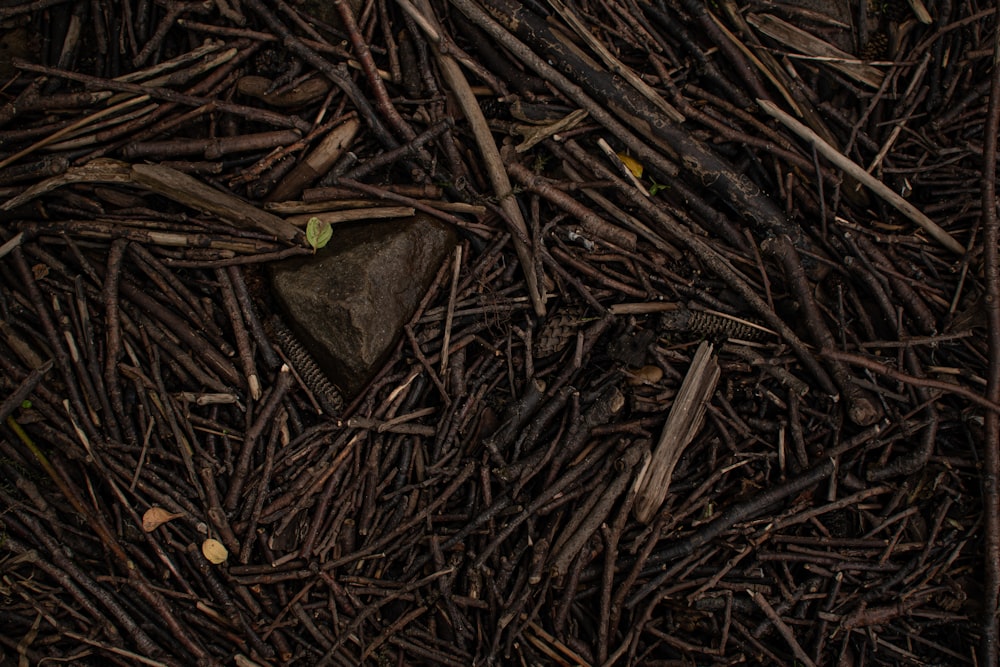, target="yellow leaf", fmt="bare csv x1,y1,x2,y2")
142,507,183,532
616,152,643,178
202,538,229,564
